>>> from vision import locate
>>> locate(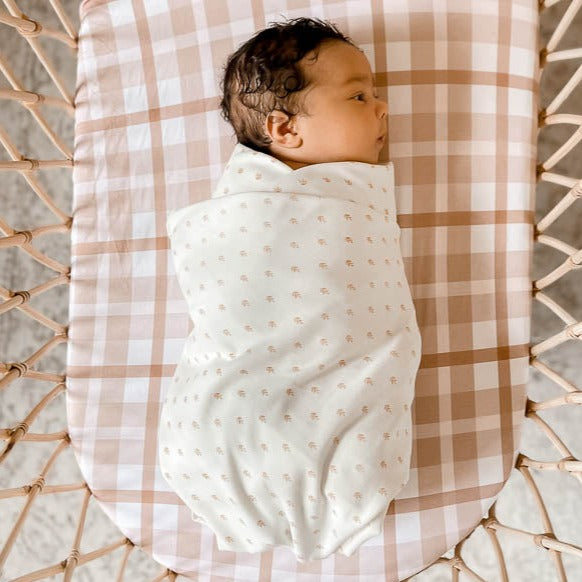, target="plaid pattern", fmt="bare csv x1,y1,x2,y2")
68,0,537,579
